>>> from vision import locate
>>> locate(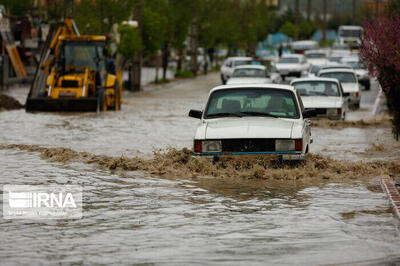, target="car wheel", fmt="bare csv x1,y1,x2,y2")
354,102,360,109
